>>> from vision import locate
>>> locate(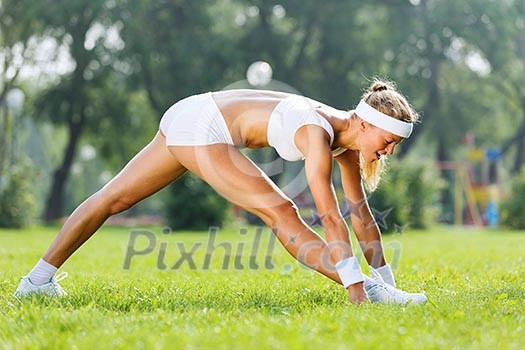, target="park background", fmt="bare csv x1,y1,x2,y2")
1,1,524,349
